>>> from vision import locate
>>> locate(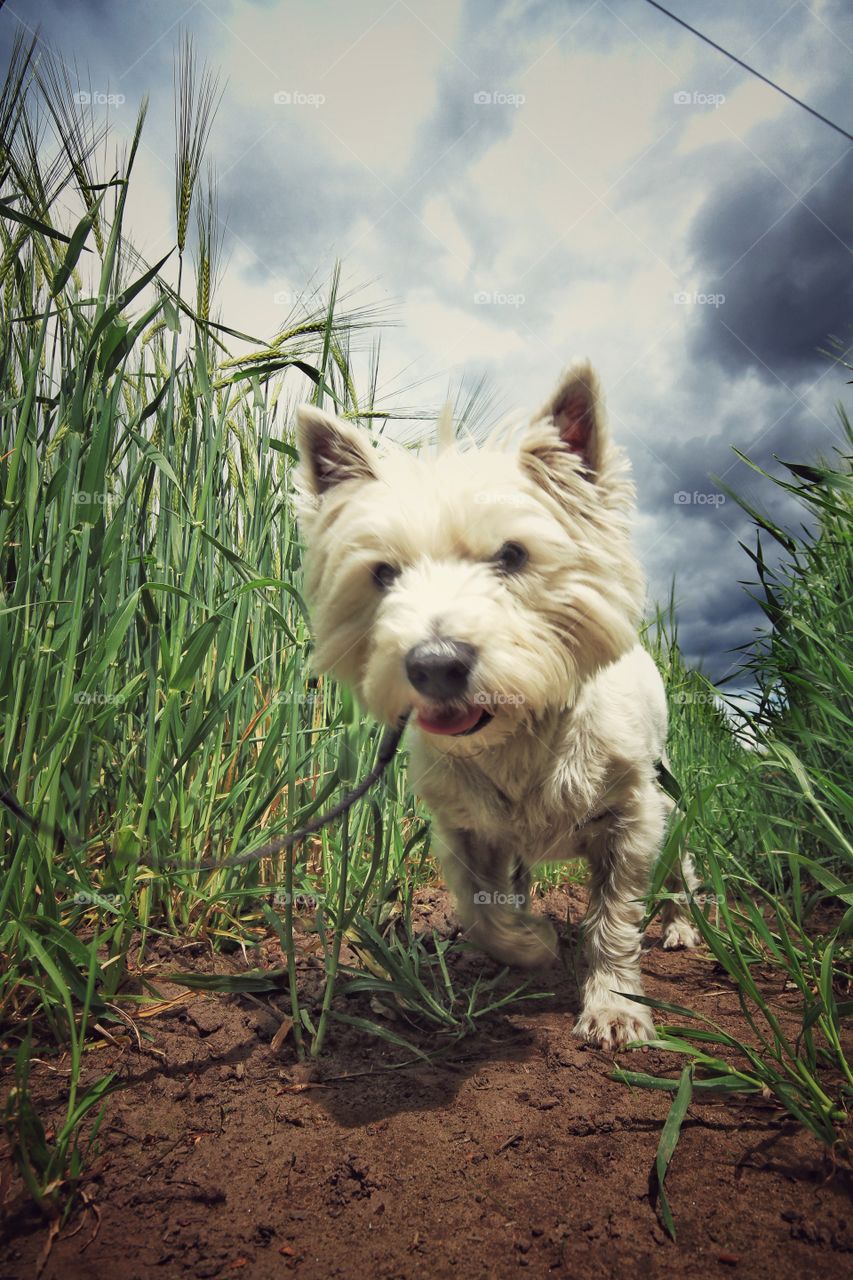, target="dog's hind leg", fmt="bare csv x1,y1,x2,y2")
657,789,702,950
437,828,557,969
511,858,531,908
